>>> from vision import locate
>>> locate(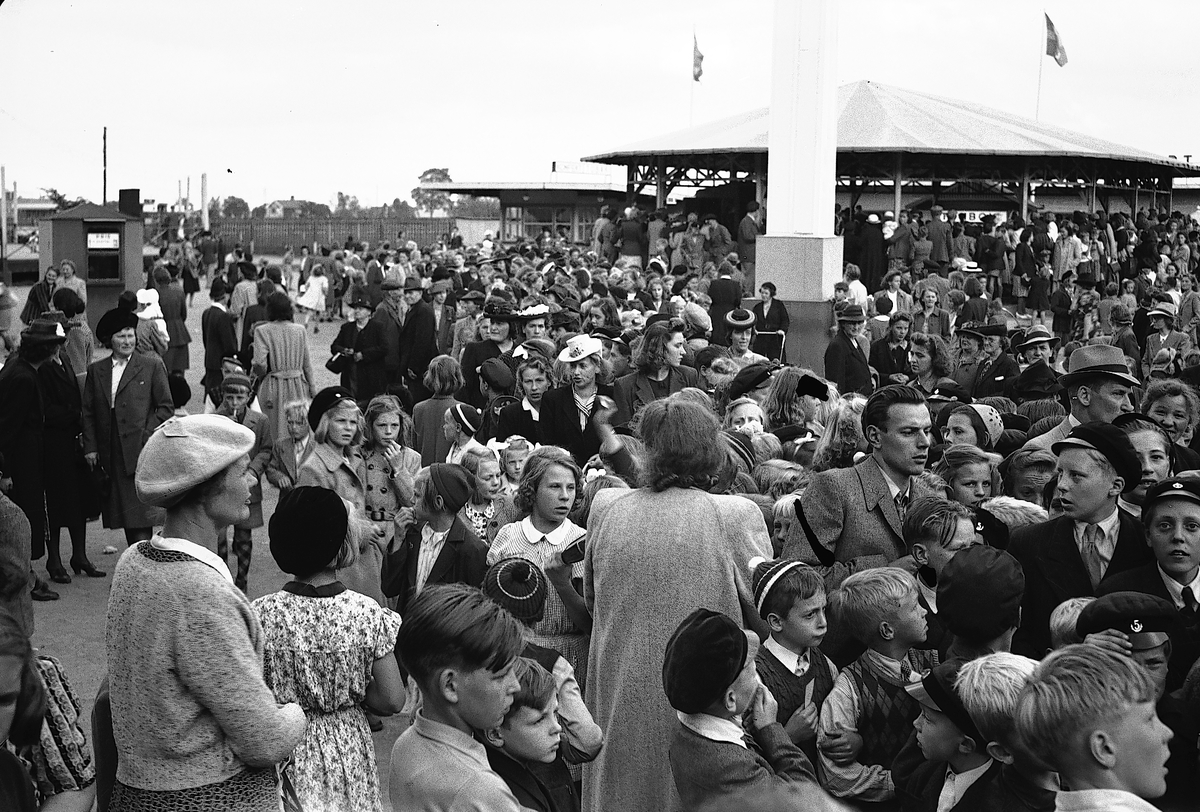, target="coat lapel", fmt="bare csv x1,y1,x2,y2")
1108,510,1152,576
115,355,140,398
1044,517,1094,597
425,517,466,586
857,459,904,541
96,360,114,408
